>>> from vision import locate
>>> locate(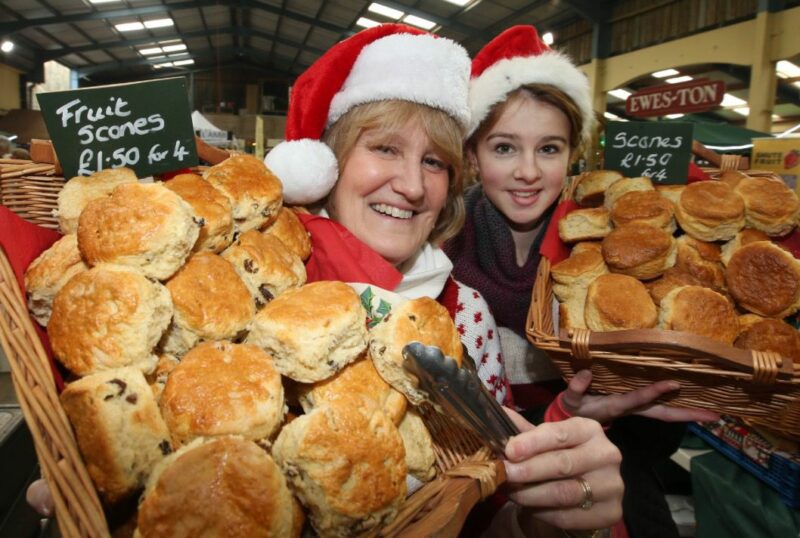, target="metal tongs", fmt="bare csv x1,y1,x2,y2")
402,341,520,456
